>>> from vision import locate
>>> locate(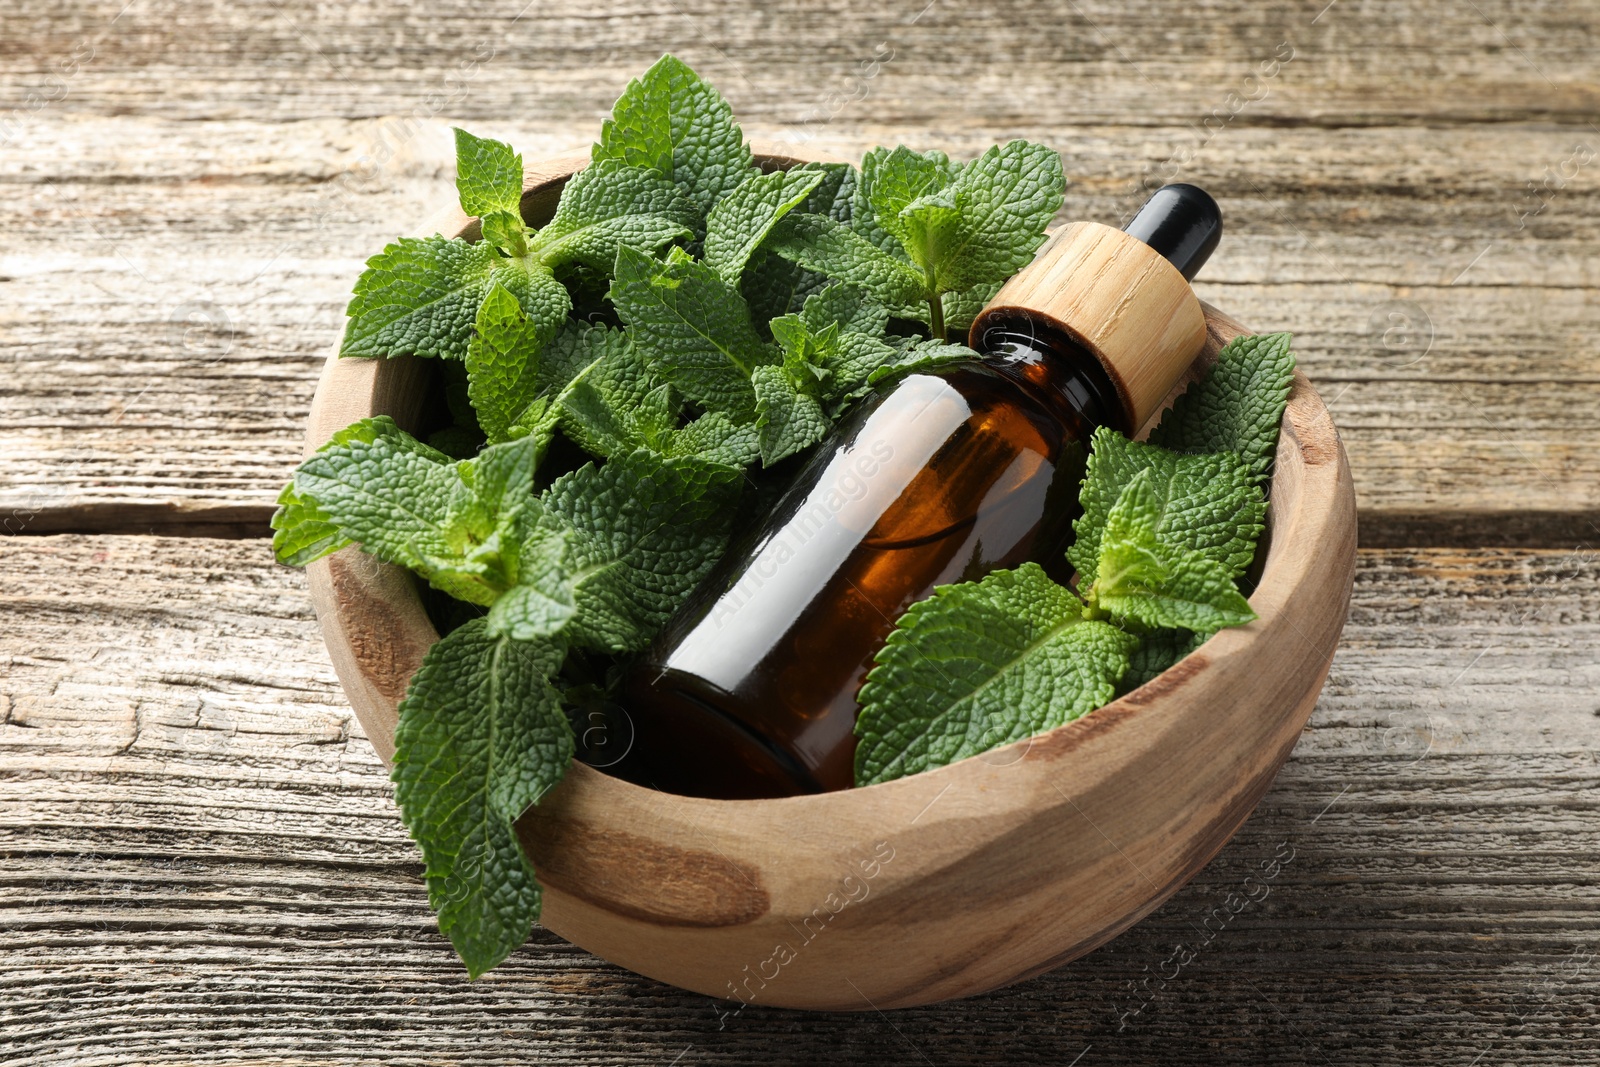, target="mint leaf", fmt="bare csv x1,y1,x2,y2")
795,161,858,224
340,236,499,360
766,212,927,307
704,167,826,282
539,450,741,652
536,318,610,395
592,54,753,218
741,163,859,323
391,620,572,978
854,563,1136,786
288,424,462,569
667,410,760,467
526,158,695,271
491,263,574,347
939,279,1002,333
1121,628,1204,693
271,416,434,566
1088,469,1257,632
609,245,773,420
554,326,679,459
1069,427,1264,590
901,140,1064,295
752,363,830,465
270,482,348,567
279,426,546,607
479,210,529,258
863,338,978,388
863,146,962,259
802,282,890,338
485,528,577,640
852,146,960,254
453,128,524,219
741,251,834,326
1148,332,1297,485
466,281,548,443
777,141,1062,335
